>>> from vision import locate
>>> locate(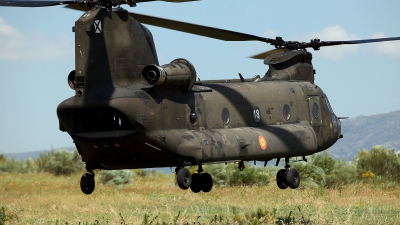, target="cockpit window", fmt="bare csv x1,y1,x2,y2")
325,97,334,113
331,115,338,133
